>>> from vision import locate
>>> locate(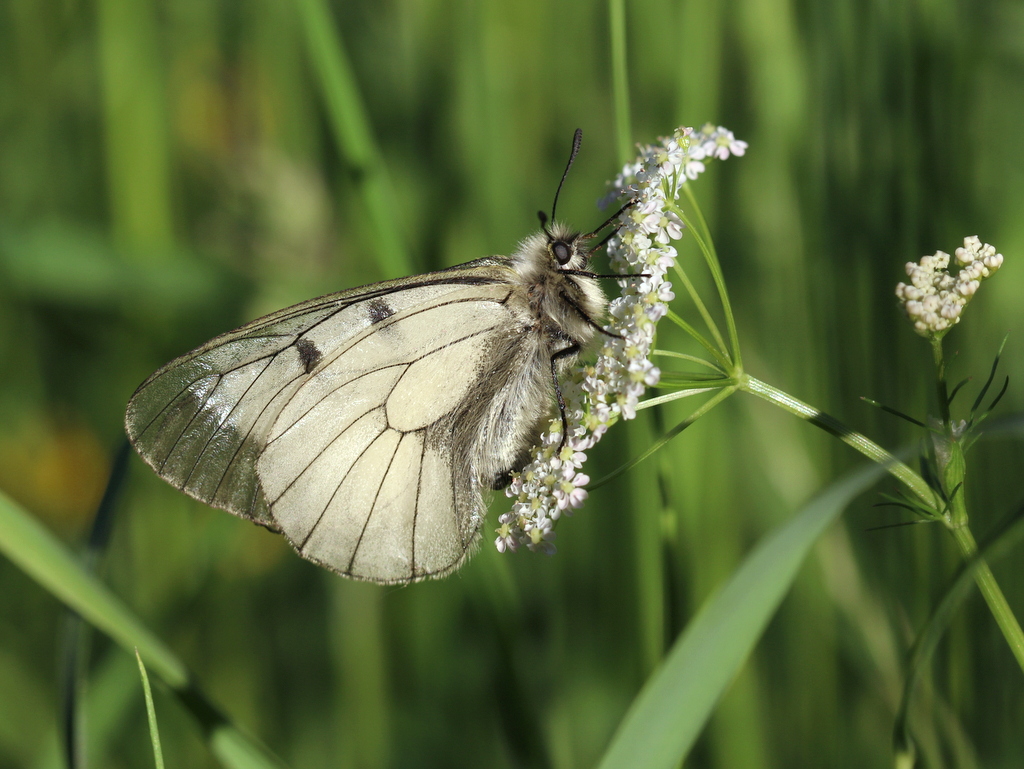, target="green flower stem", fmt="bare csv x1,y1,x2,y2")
928,334,1024,673
665,310,733,371
671,261,729,359
678,183,743,370
930,336,953,431
948,524,1024,673
742,374,1024,676
741,374,934,503
608,0,632,165
594,384,738,490
651,349,727,374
